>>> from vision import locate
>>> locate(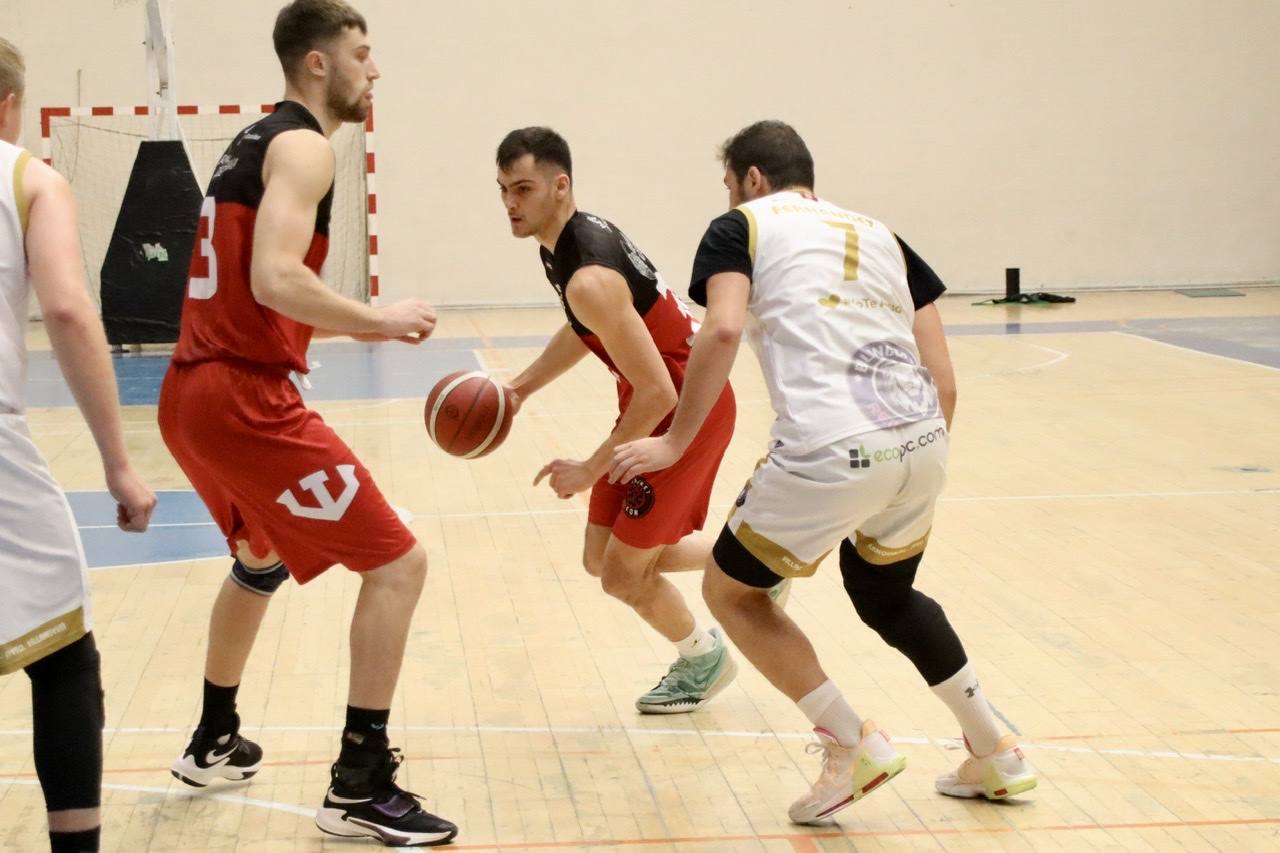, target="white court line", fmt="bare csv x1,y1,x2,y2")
78,521,217,530
0,723,1273,766
976,343,1070,377
1119,330,1280,373
76,489,1277,537
0,778,315,818
88,556,224,572
939,488,1278,503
